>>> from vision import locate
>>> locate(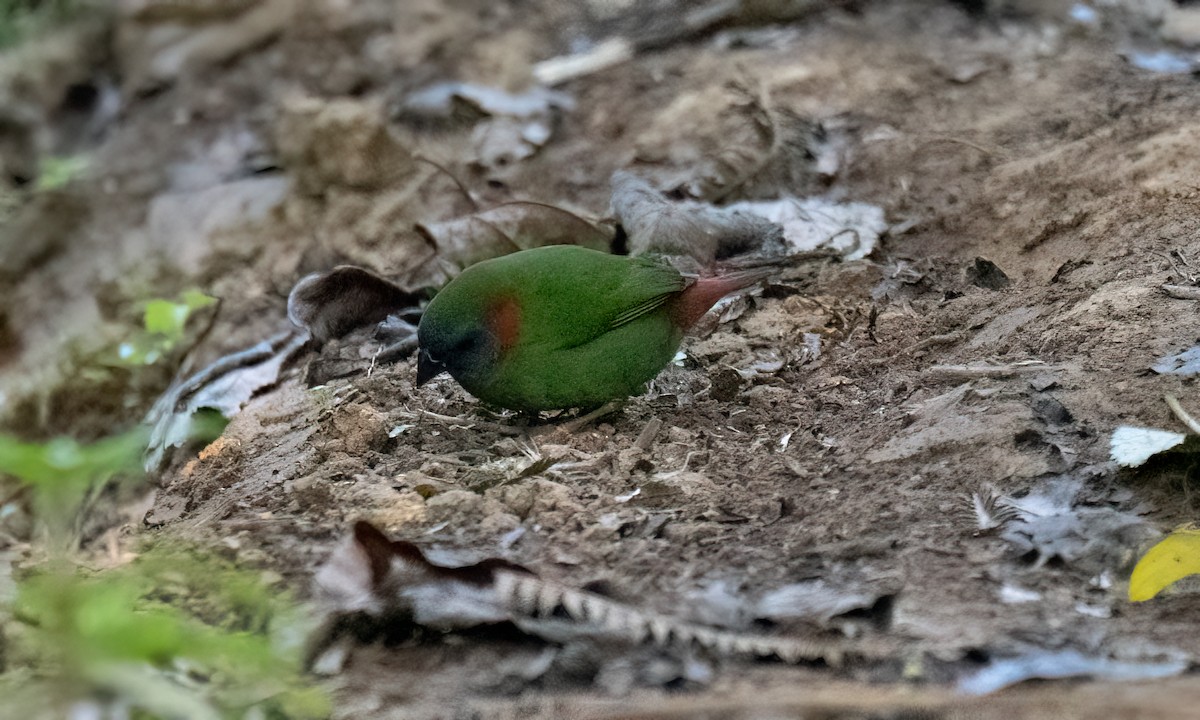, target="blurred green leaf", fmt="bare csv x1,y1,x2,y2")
0,0,92,49
143,300,191,339
144,291,216,343
105,291,217,367
0,429,146,526
7,545,331,719
34,155,88,191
